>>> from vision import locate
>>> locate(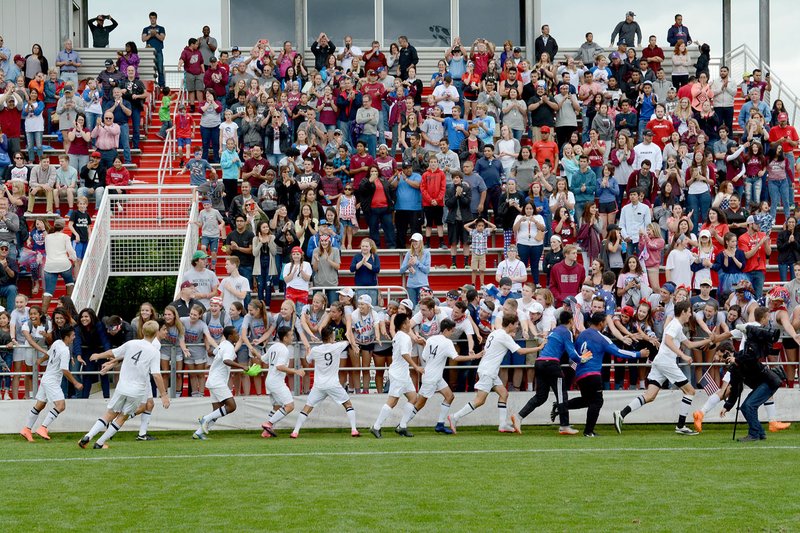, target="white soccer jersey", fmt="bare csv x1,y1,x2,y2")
306,341,350,388
206,339,235,389
478,329,520,376
420,334,458,383
263,342,291,385
654,317,687,364
112,340,161,397
411,307,452,339
41,339,70,386
389,330,414,382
